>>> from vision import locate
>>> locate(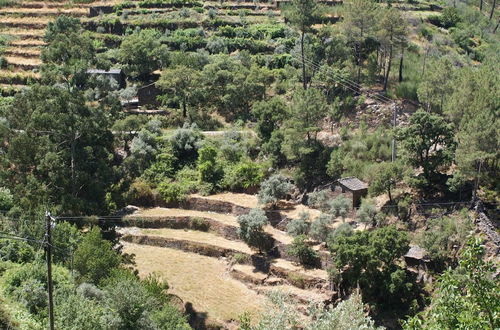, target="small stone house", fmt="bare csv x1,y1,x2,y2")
89,6,114,18
404,246,430,268
87,68,126,89
138,83,161,108
337,177,368,208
